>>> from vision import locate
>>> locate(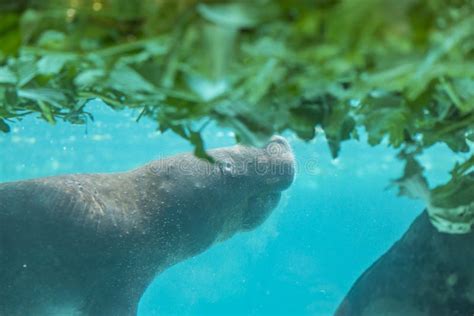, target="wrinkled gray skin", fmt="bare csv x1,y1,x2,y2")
335,211,474,316
0,136,295,316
